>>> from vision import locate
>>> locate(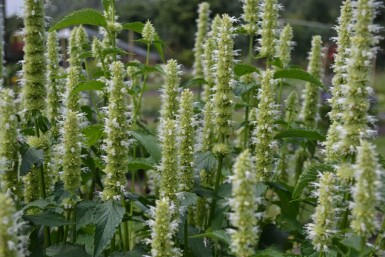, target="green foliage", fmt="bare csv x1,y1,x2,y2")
49,9,107,31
